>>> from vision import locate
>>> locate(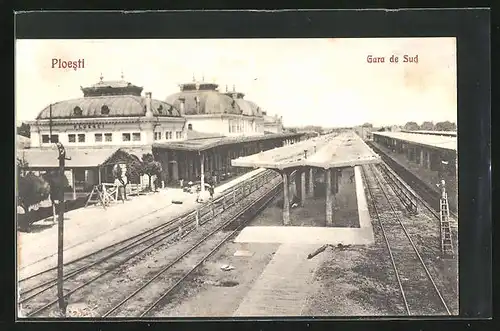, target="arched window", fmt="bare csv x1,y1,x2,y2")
188,123,193,130
158,105,163,114
73,106,82,116
101,105,110,115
